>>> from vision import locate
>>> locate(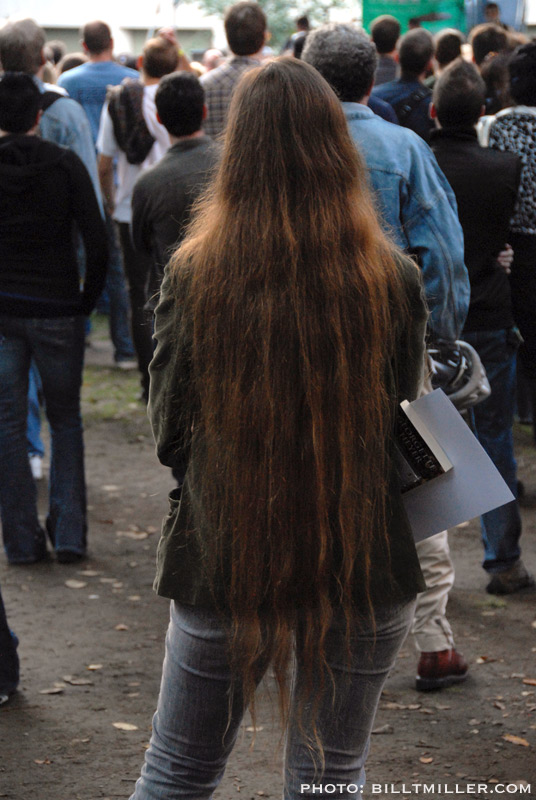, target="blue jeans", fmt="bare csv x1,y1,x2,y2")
27,361,45,458
0,582,19,695
104,212,135,363
465,329,521,574
130,597,415,799
0,315,87,563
